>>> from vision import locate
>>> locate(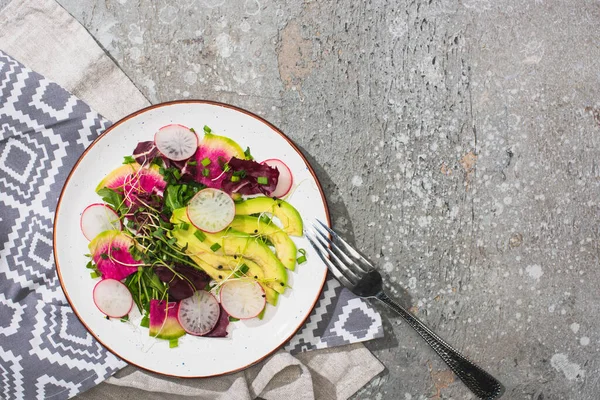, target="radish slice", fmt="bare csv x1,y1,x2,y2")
187,188,235,232
80,203,121,241
220,279,266,319
93,278,133,318
262,159,293,198
154,124,198,161
177,291,220,336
